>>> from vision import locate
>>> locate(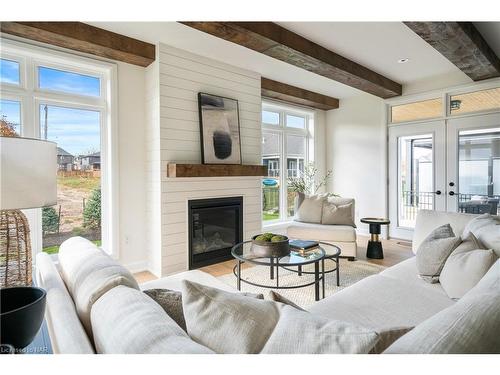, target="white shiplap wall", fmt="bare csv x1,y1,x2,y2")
155,43,263,276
